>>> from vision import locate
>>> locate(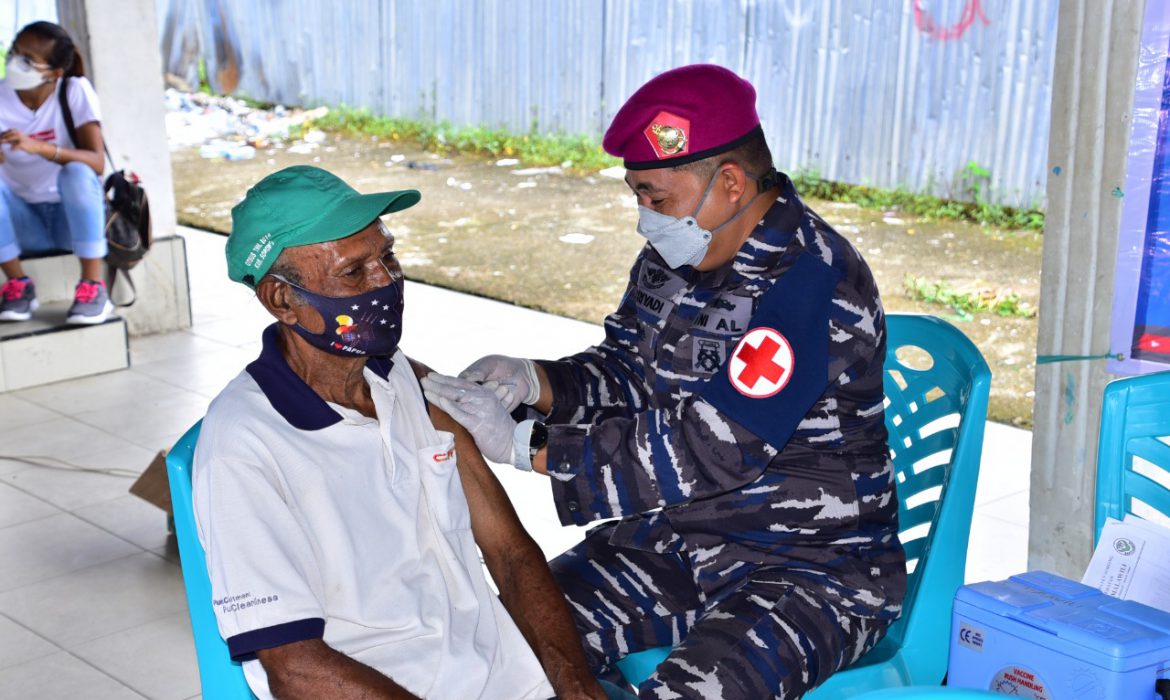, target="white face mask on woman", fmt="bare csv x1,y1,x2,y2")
3,55,50,91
